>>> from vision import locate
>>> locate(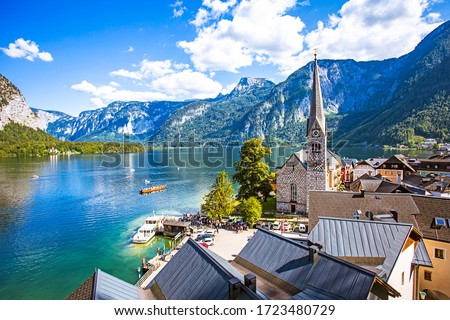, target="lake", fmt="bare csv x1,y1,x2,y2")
0,147,433,299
